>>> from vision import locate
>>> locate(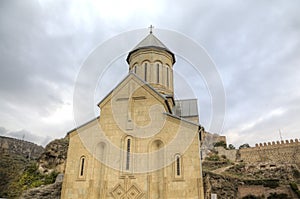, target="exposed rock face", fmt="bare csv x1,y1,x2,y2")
0,136,44,159
2,136,70,198
203,148,300,198
203,171,240,199
203,164,300,198
201,131,226,158
38,137,69,174
226,163,300,184
20,174,64,199
0,136,69,198
0,136,44,198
